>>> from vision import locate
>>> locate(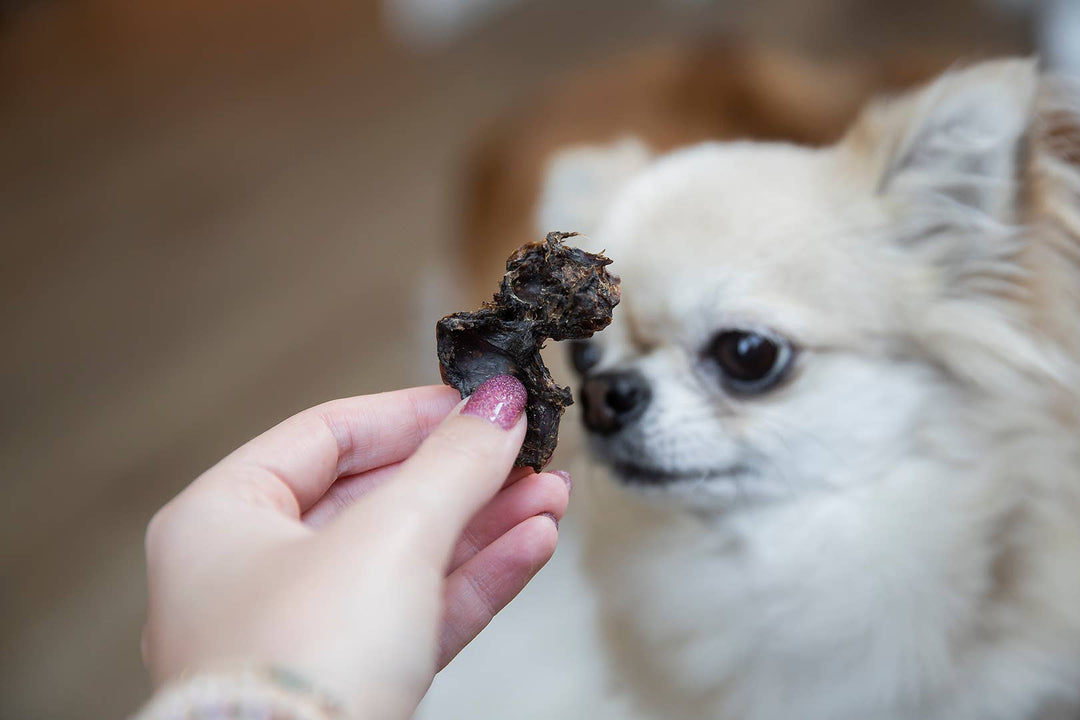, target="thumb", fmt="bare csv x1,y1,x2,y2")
335,375,530,557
